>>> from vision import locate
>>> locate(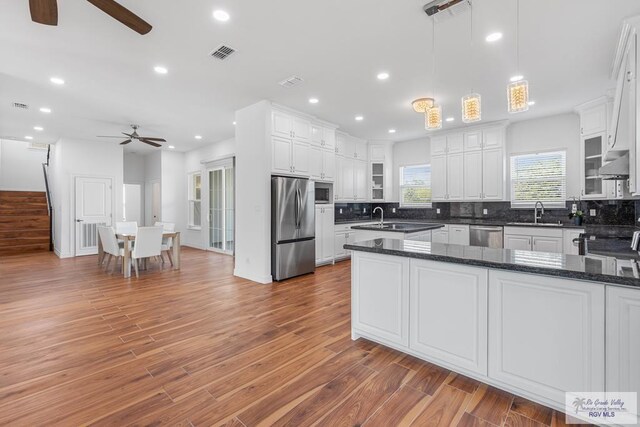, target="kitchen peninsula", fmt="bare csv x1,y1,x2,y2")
346,238,640,419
